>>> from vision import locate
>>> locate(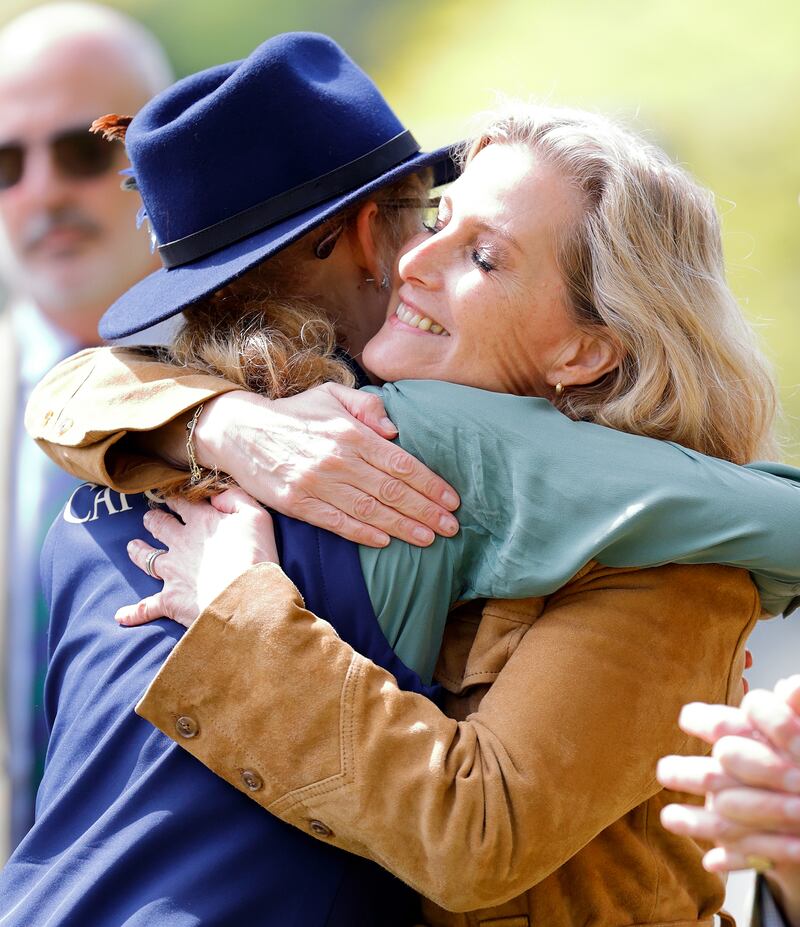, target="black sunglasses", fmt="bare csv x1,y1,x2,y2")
0,127,117,191
313,197,442,260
